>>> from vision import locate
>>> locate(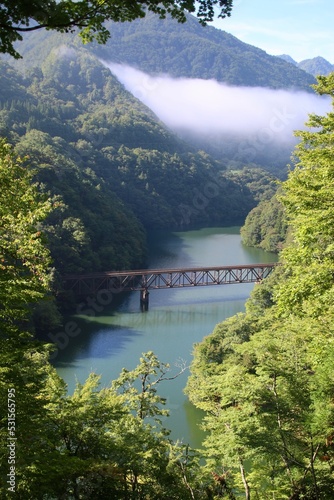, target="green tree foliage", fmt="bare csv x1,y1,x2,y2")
1,347,205,498
0,0,233,59
186,73,334,498
0,141,58,498
0,139,52,332
240,192,288,253
275,73,334,315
